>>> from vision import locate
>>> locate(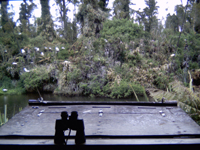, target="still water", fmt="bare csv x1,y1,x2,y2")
0,93,145,125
